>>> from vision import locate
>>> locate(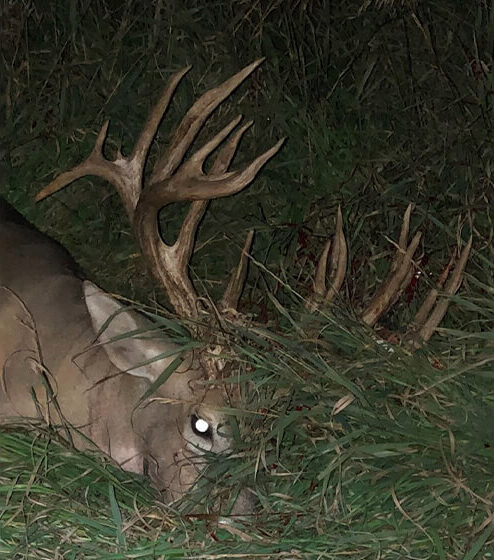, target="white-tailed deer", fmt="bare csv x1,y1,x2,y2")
0,59,283,508
0,58,471,511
